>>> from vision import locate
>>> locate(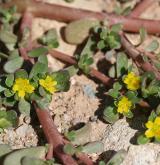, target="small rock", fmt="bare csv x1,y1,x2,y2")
15,124,29,138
